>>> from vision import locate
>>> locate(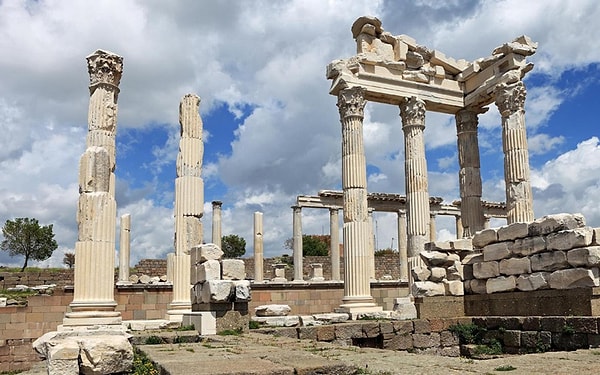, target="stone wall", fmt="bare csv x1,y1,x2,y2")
257,316,600,355
412,213,600,298
0,269,74,289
